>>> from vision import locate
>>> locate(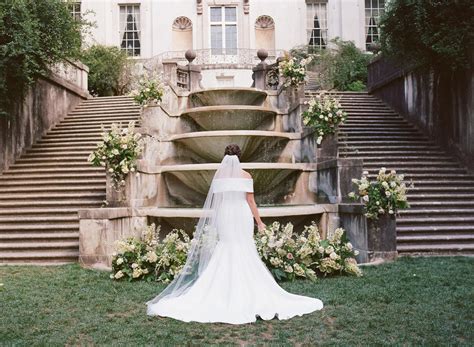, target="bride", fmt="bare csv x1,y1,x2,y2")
146,144,324,324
